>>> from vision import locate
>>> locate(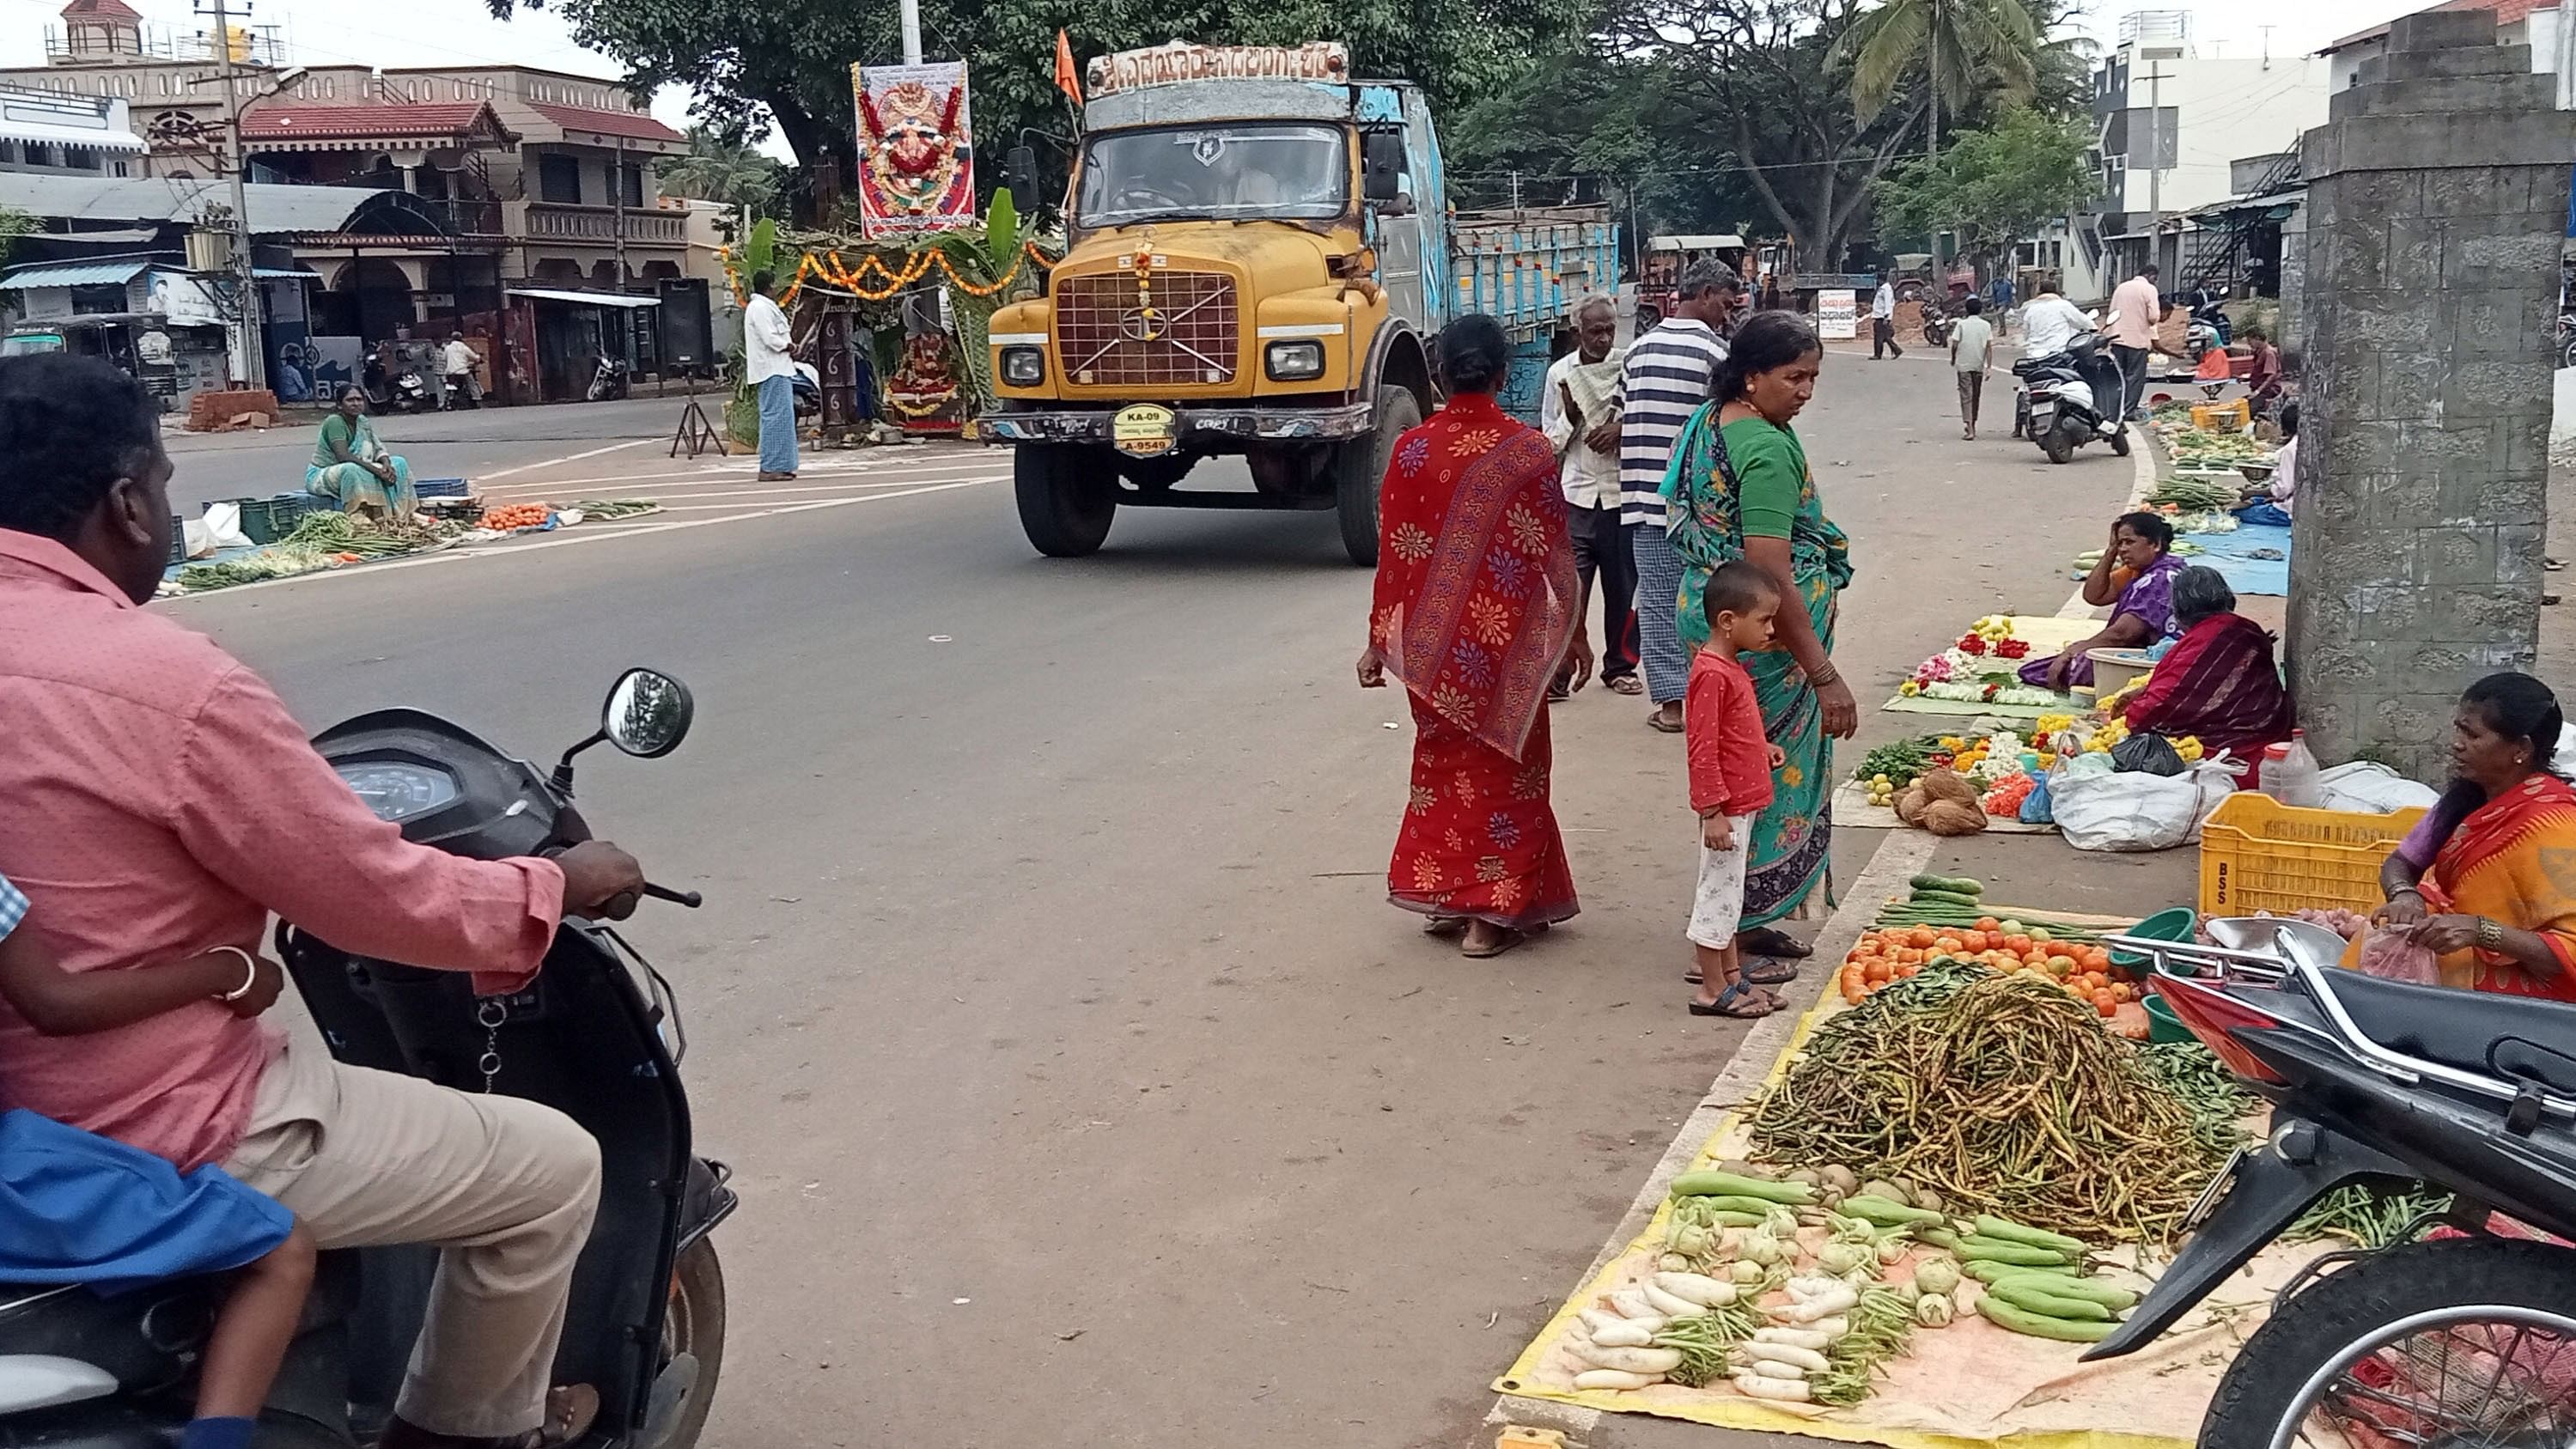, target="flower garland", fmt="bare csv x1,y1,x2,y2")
717,240,1059,307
